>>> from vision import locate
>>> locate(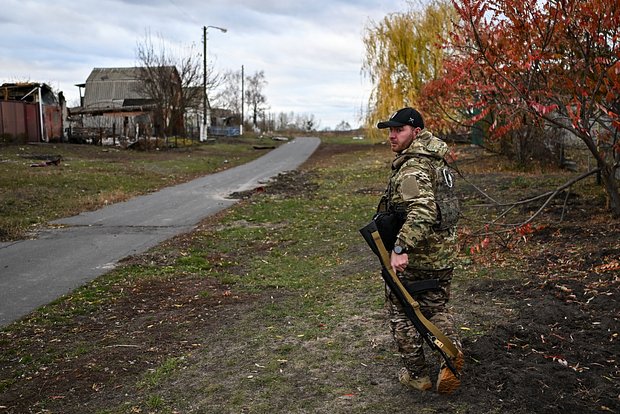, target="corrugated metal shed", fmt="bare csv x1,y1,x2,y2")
0,83,64,143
